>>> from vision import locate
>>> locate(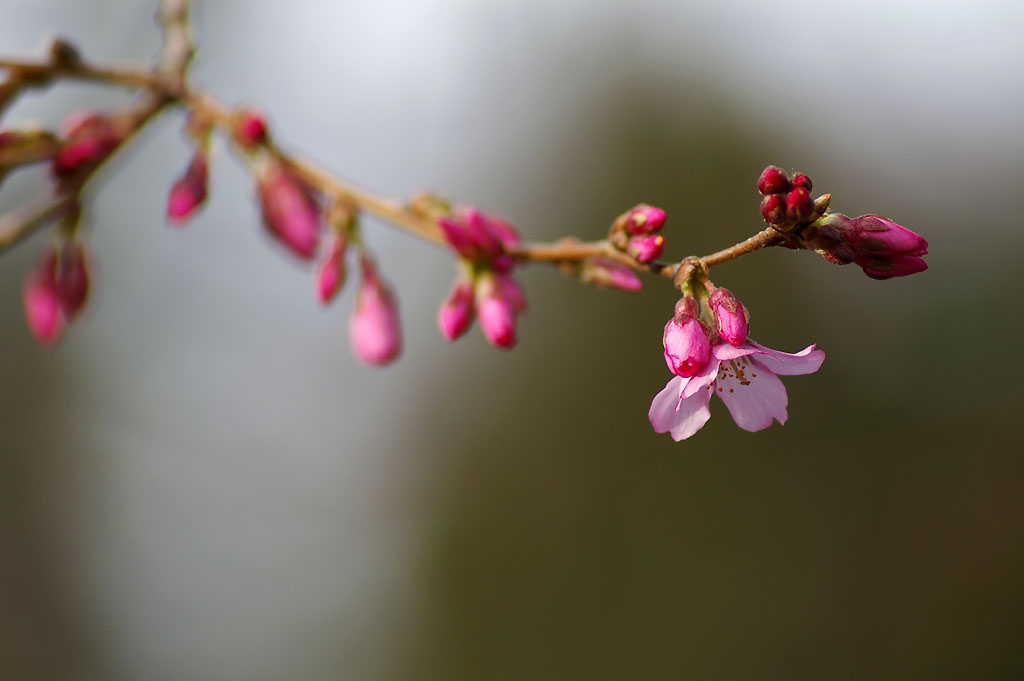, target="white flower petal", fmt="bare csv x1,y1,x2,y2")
649,376,685,434
649,376,712,441
714,357,788,432
713,342,759,361
681,358,720,399
668,388,712,441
